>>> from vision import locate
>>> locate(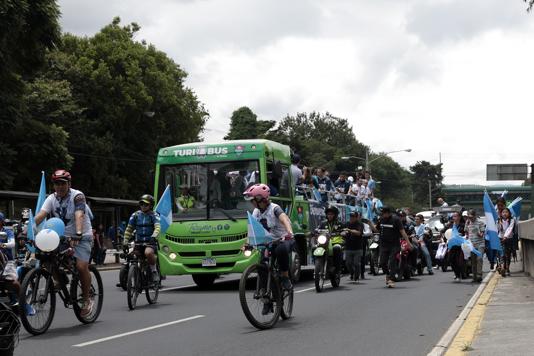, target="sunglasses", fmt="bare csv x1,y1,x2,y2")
139,202,150,207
